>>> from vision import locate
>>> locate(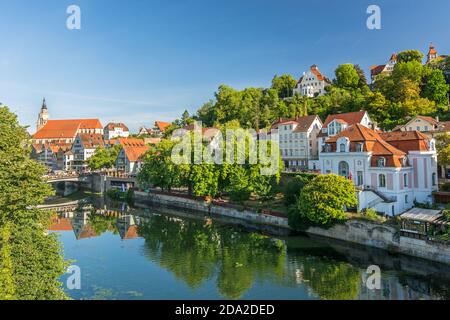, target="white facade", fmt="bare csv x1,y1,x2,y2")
71,134,104,172
319,125,438,216
293,65,330,98
104,123,130,140
273,116,323,171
